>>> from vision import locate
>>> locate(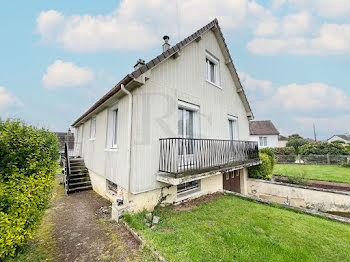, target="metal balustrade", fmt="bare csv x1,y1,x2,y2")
159,138,259,176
